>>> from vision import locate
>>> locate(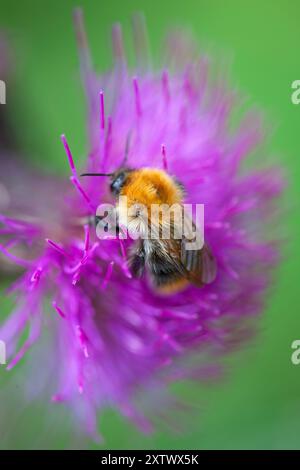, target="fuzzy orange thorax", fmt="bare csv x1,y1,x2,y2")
120,168,183,208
